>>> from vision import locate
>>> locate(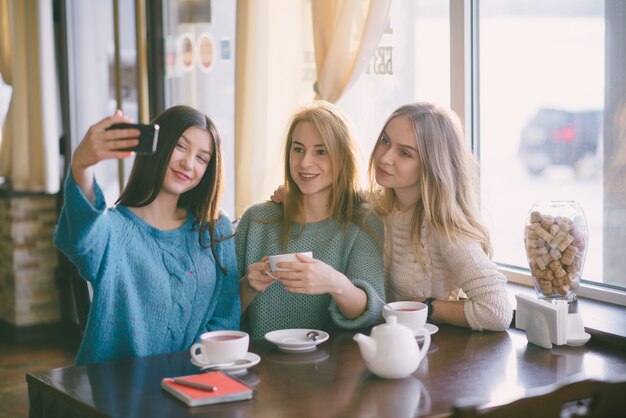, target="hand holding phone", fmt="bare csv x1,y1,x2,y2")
106,123,160,155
